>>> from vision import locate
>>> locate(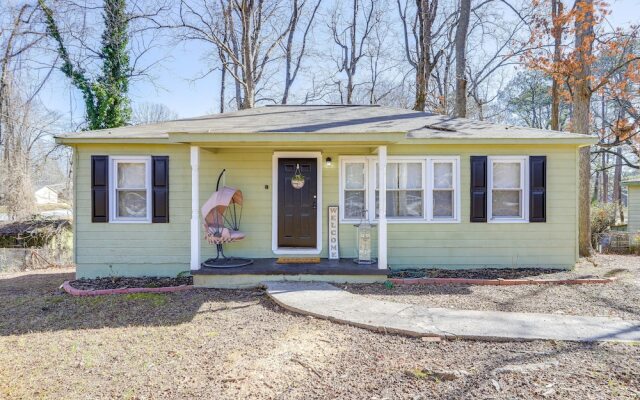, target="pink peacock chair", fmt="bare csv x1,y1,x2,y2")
201,170,253,268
